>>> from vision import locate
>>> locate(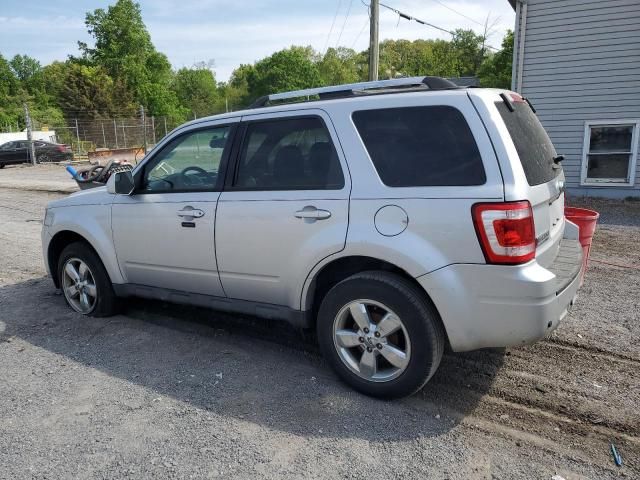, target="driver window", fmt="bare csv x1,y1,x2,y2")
141,126,230,192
